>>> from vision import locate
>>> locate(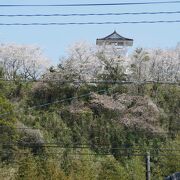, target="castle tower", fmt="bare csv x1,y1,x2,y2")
96,31,133,47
